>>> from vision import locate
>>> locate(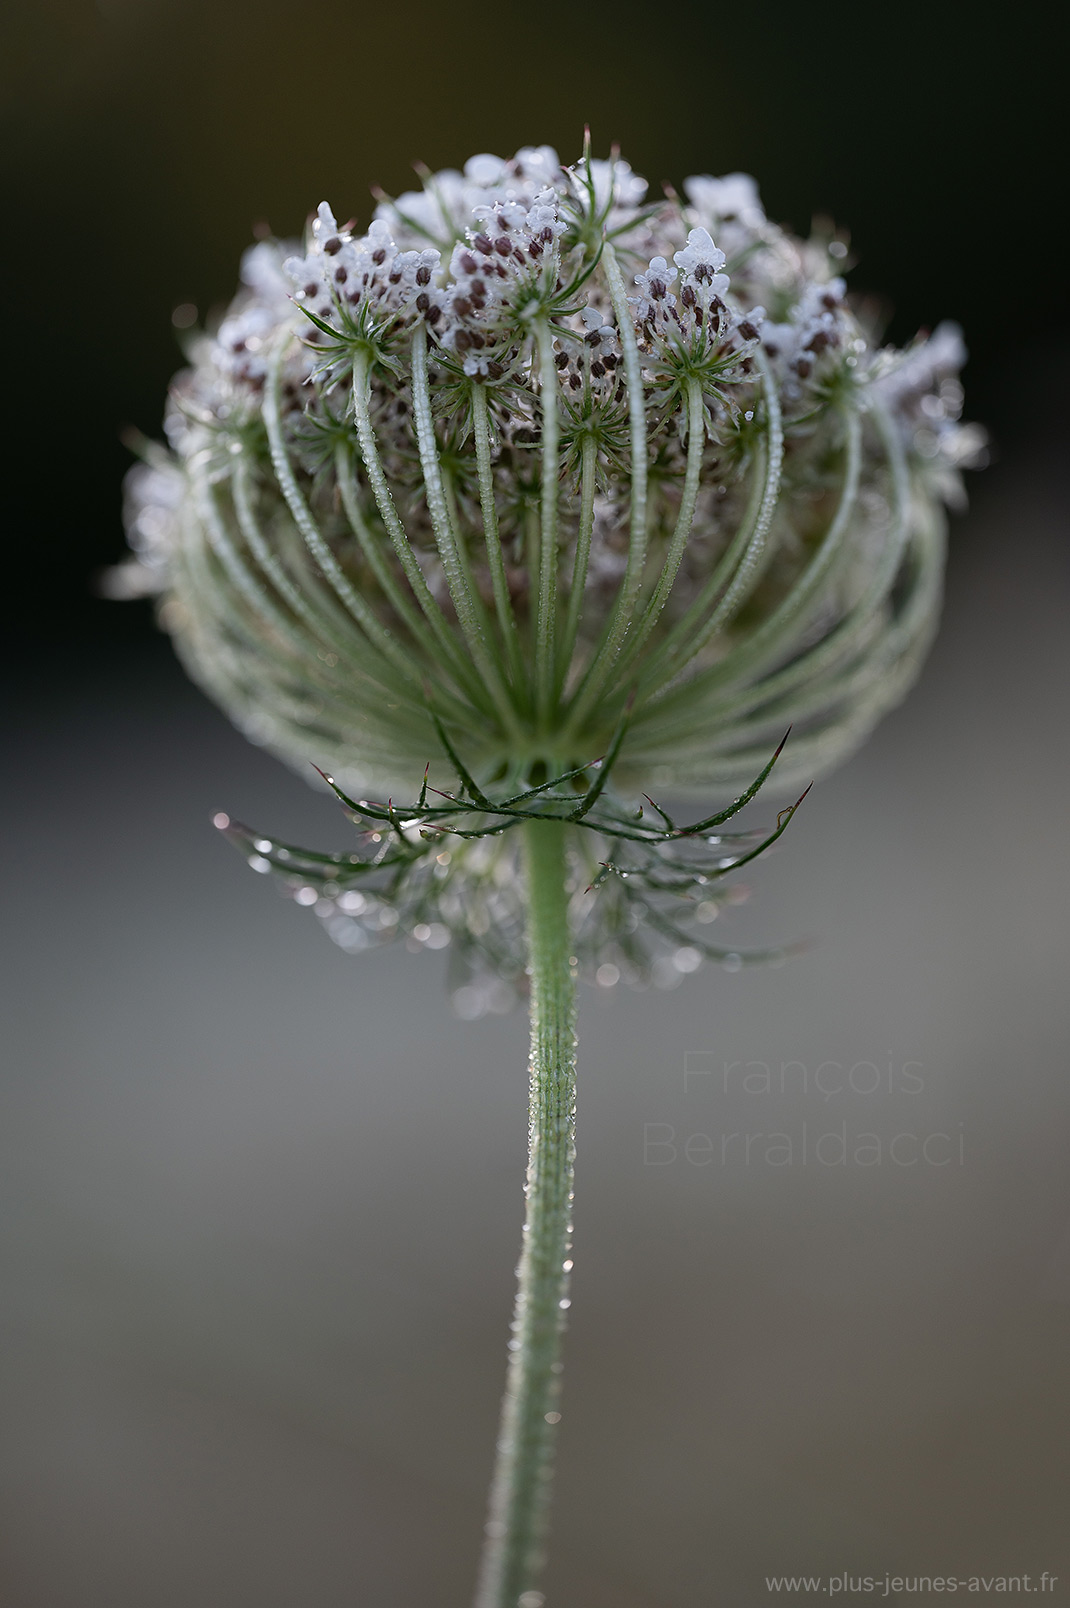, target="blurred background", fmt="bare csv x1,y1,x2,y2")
1,1,1067,1603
